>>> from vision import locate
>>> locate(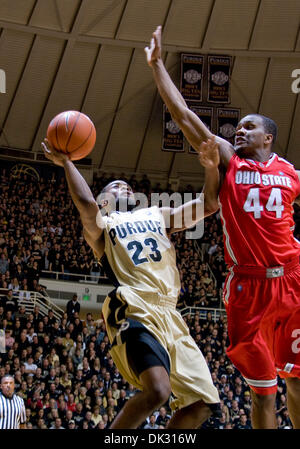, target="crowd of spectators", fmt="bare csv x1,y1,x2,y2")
1,165,300,429
0,167,223,309
0,302,294,429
